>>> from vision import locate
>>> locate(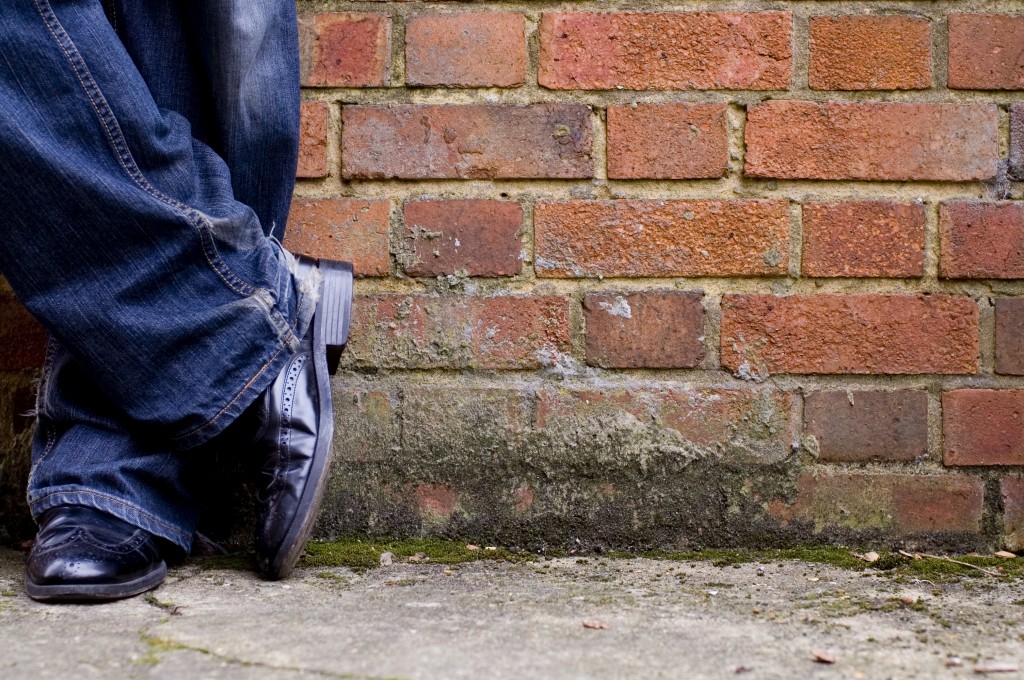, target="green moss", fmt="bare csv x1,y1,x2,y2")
298,537,532,571
640,546,868,570
195,553,254,571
